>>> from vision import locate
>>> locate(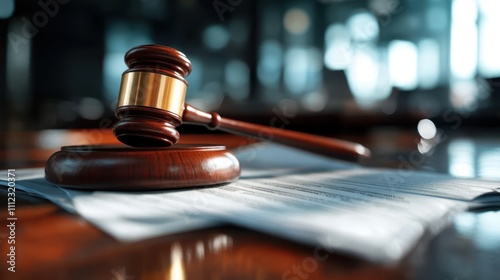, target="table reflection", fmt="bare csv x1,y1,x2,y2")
447,138,500,180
